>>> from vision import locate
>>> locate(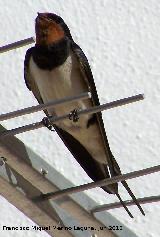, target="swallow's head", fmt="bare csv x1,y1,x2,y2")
35,13,72,46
